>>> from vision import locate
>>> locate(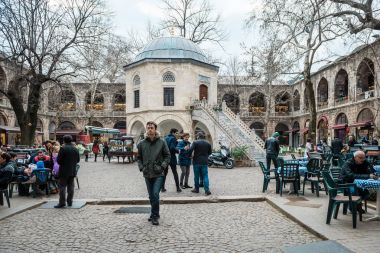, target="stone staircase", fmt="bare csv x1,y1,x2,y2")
191,101,266,164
